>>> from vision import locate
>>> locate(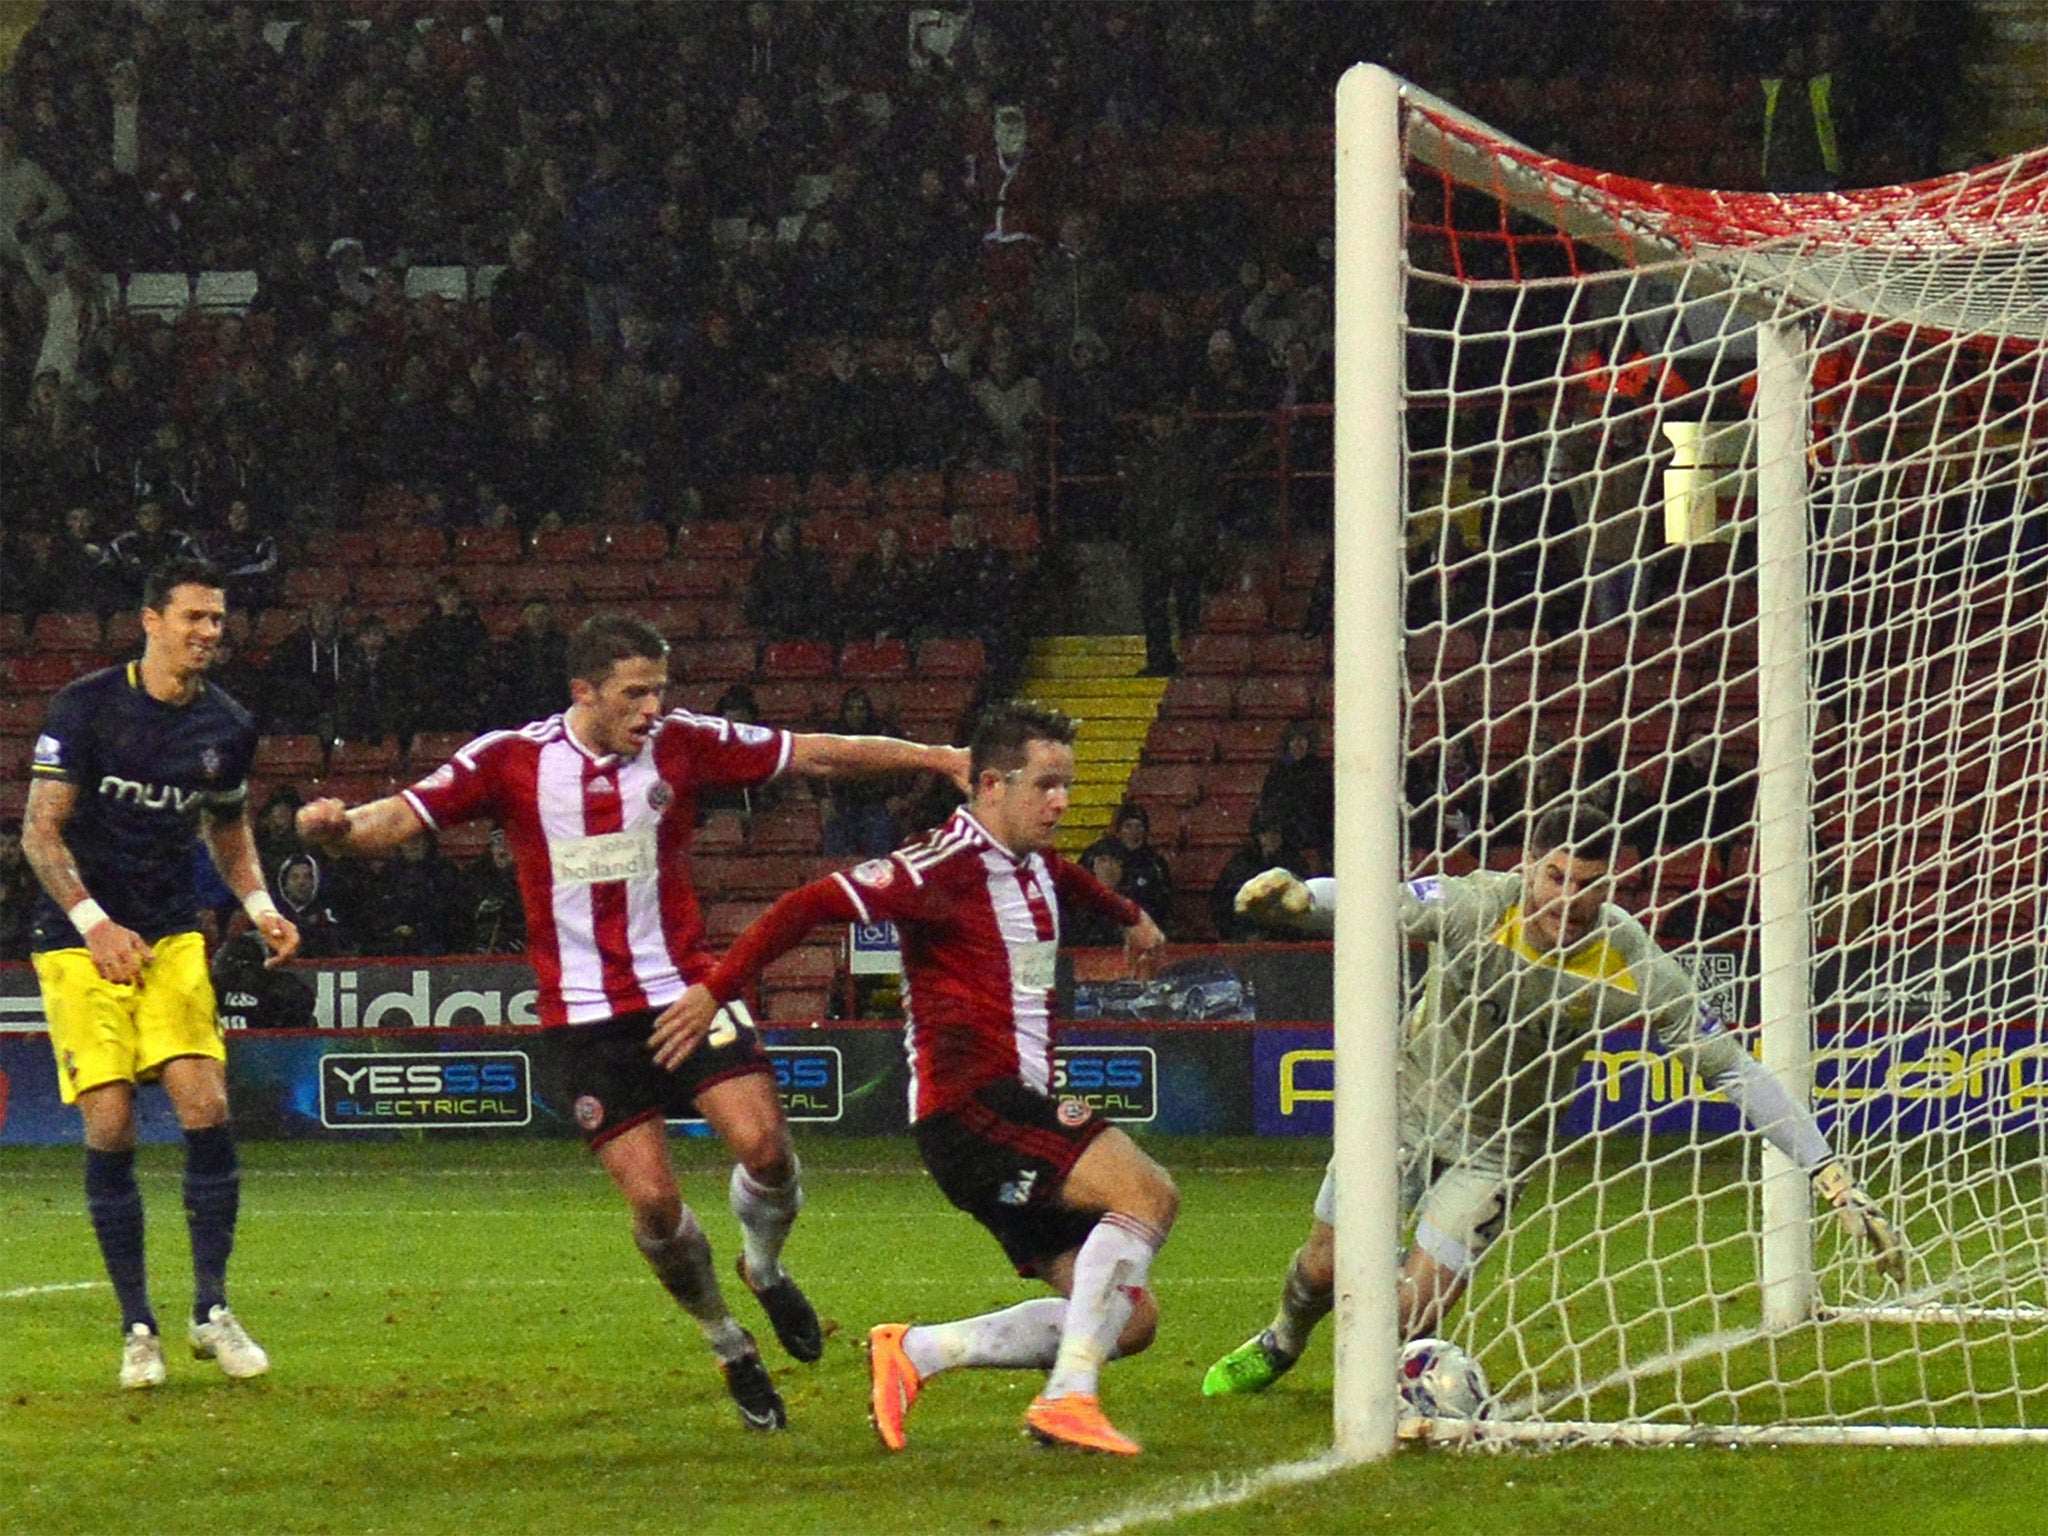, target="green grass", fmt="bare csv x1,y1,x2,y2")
3,1136,2047,1535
